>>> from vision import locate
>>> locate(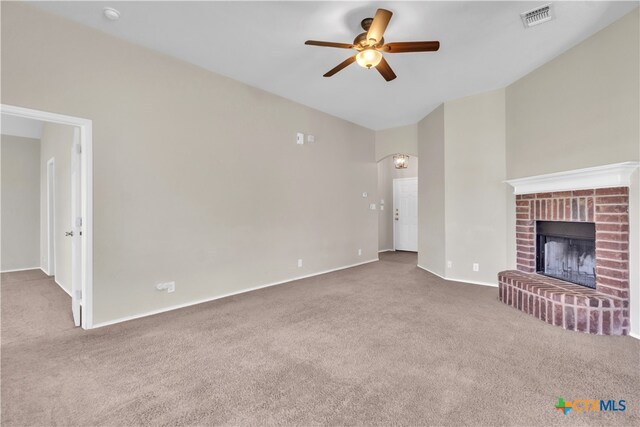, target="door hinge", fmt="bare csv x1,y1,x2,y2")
76,217,82,227
75,143,82,154
75,290,82,300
